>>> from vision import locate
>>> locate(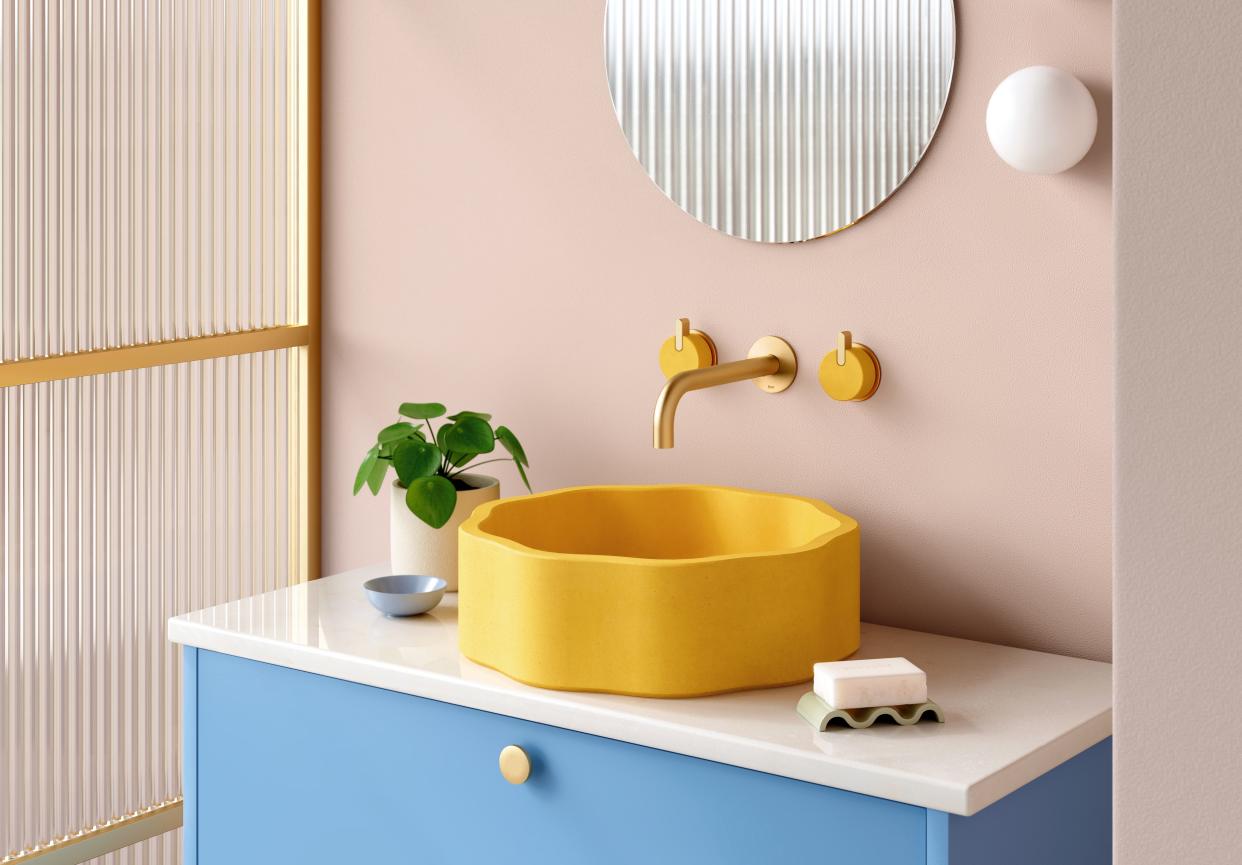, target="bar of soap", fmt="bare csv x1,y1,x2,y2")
813,657,928,710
